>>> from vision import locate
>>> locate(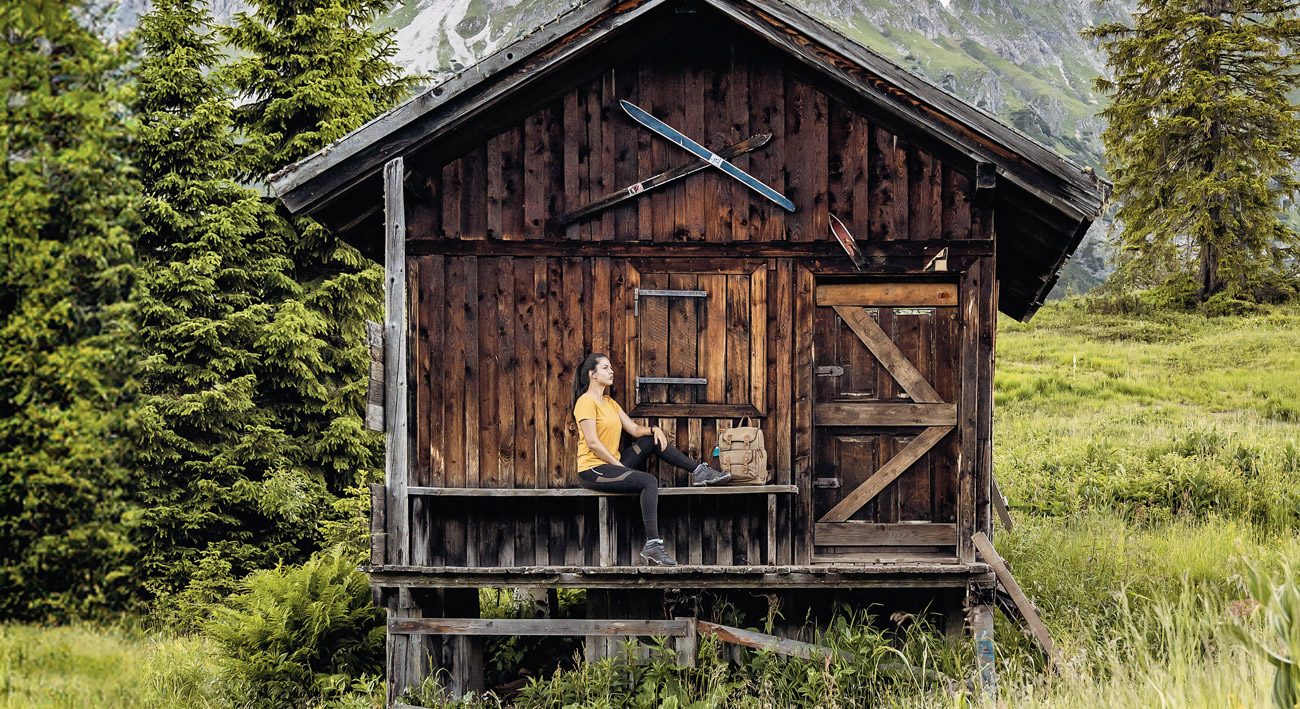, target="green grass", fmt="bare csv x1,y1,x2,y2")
996,302,1300,528
0,624,148,708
